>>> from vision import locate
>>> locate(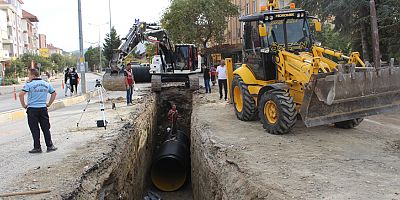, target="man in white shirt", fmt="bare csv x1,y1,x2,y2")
216,60,228,100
